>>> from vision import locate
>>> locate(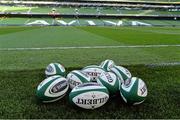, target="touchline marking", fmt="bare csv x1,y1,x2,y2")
146,62,180,67
0,44,180,51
